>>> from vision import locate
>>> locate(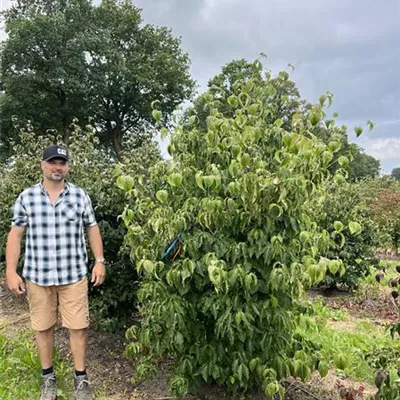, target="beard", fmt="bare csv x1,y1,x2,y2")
48,173,65,181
